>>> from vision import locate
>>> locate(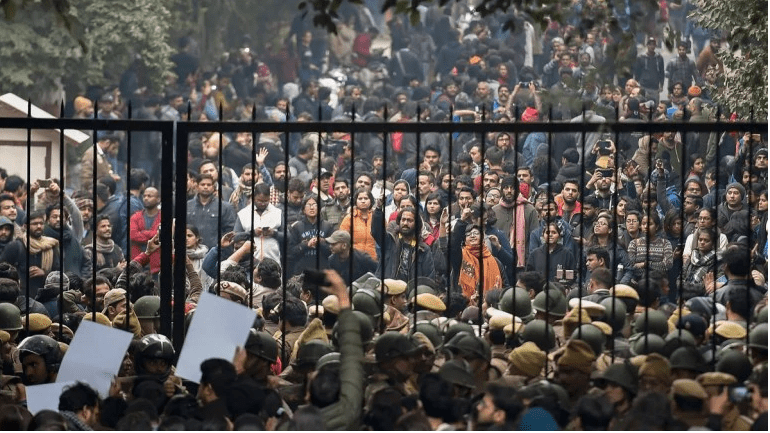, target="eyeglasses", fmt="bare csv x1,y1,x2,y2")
595,221,609,227
466,231,482,237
